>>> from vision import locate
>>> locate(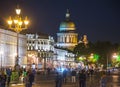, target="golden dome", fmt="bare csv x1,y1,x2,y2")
59,9,76,31
59,20,76,31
